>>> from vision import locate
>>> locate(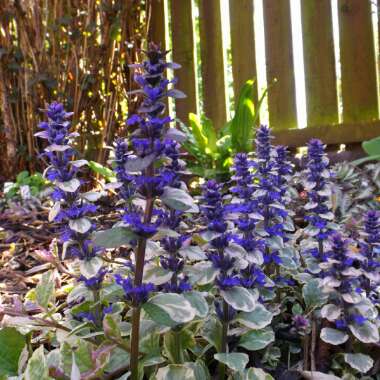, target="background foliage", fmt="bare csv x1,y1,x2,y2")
0,0,152,181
